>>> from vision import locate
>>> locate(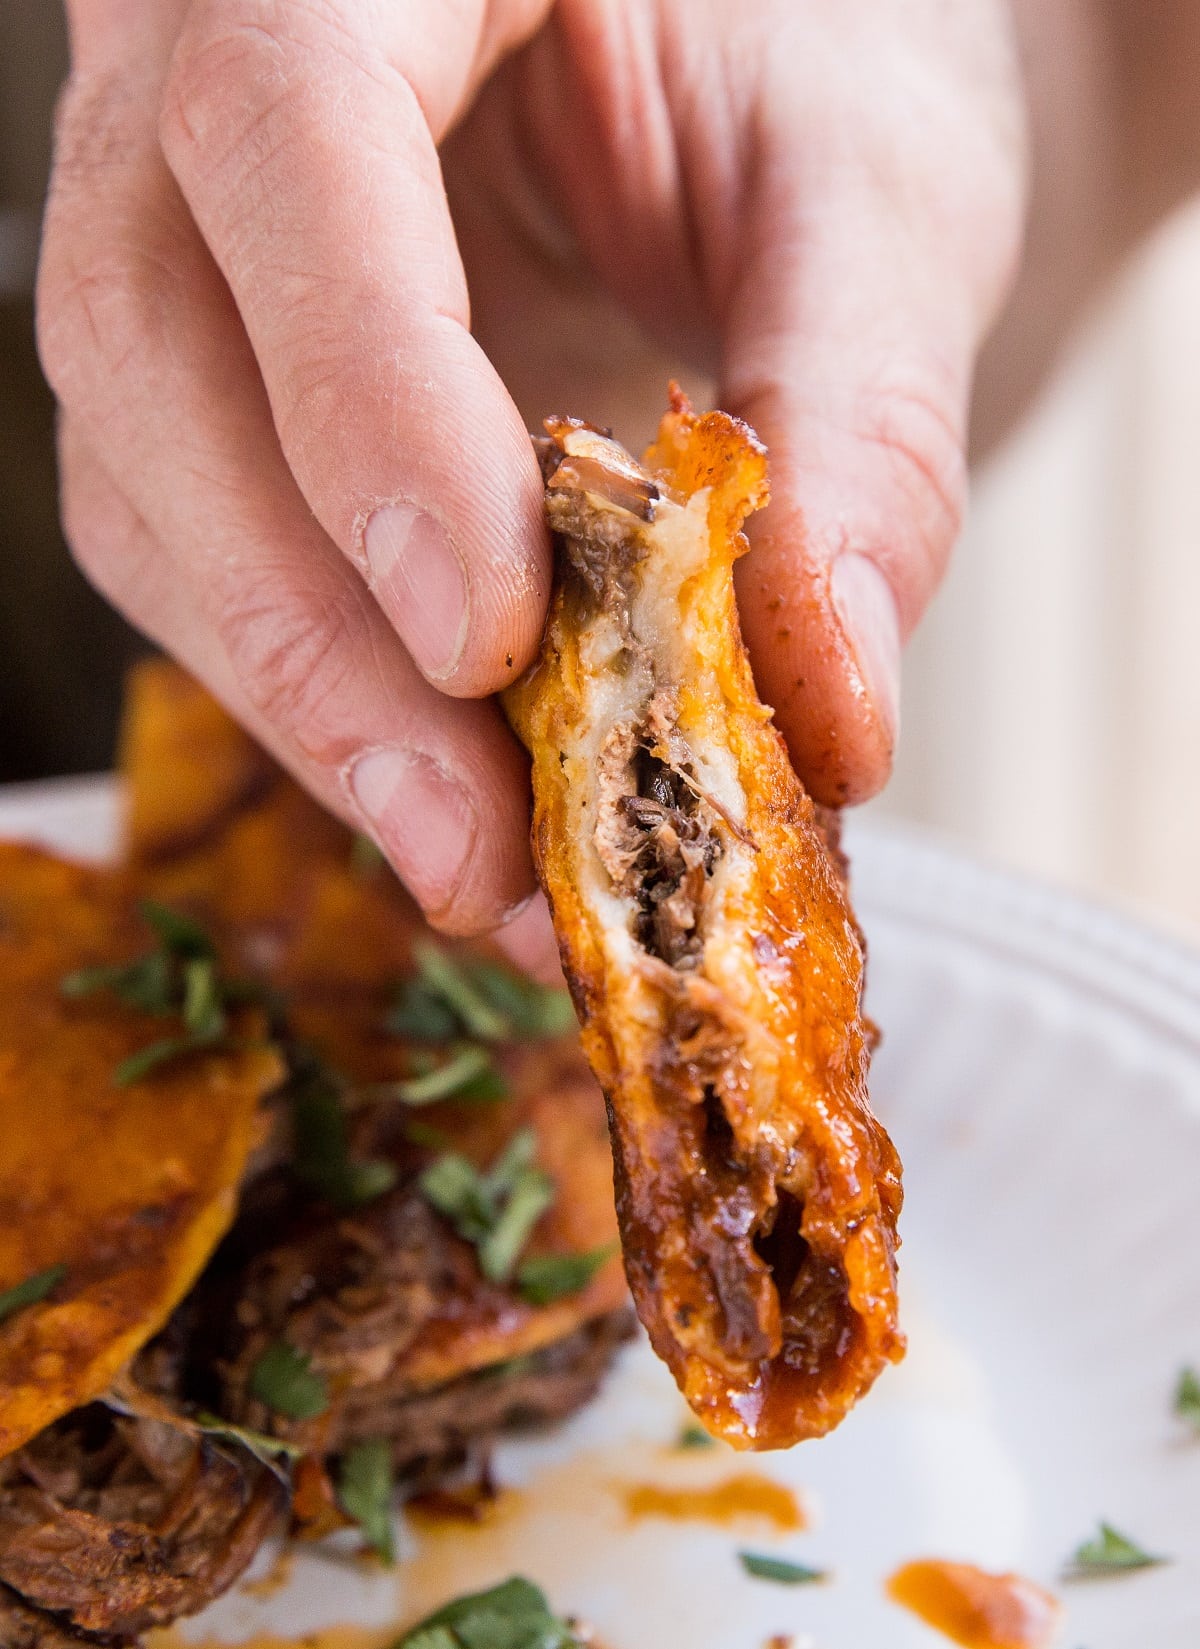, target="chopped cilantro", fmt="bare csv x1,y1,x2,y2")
459,959,577,1040
402,1119,456,1153
182,955,224,1037
289,1060,397,1210
408,942,511,1041
62,901,269,1085
114,1030,231,1087
60,951,173,1013
394,1576,583,1648
378,1045,506,1107
194,1411,304,1466
450,1066,510,1105
516,1244,617,1306
480,1170,555,1284
338,1438,396,1564
388,944,575,1045
248,1340,329,1421
0,1263,66,1326
739,1551,827,1585
675,1421,716,1450
387,978,462,1043
419,1127,554,1284
137,899,215,958
350,832,387,877
1064,1522,1169,1579
1174,1365,1200,1430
